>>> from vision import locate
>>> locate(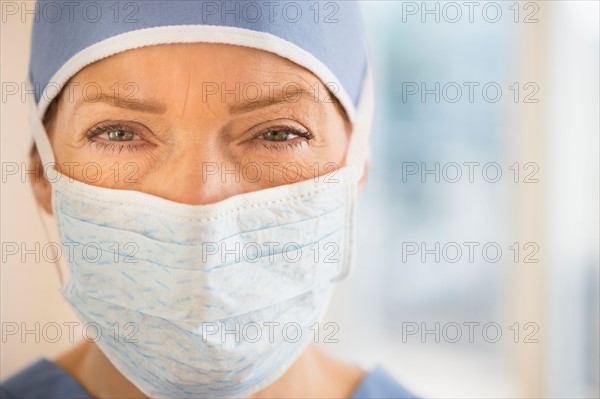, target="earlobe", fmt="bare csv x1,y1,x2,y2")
29,147,53,215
